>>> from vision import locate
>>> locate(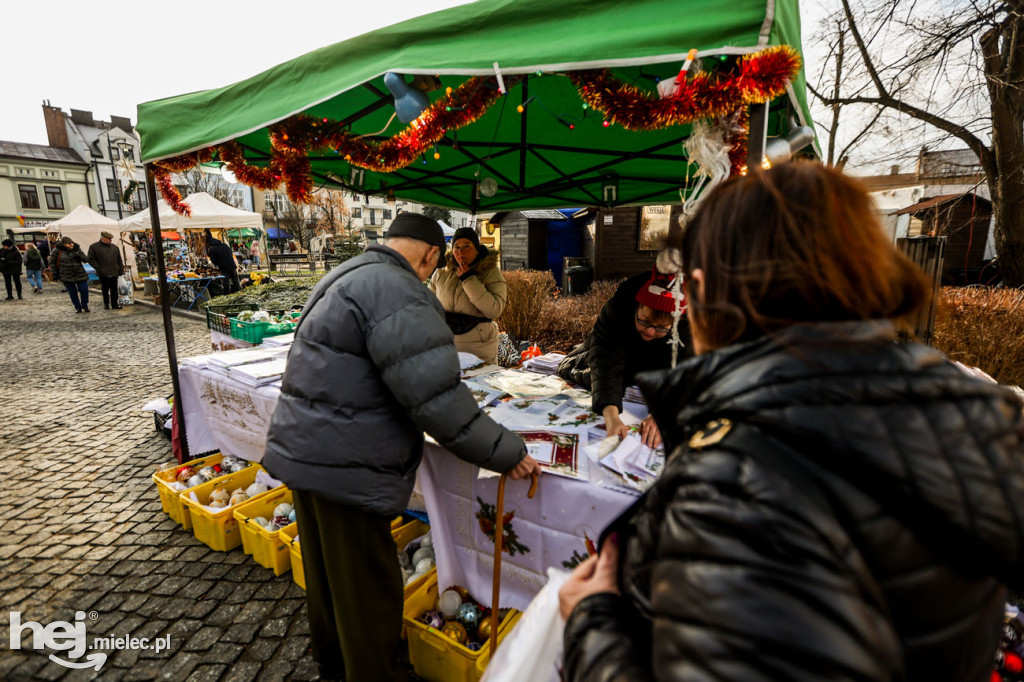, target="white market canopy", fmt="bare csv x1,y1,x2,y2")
45,204,139,280
118,192,263,232
45,204,118,234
